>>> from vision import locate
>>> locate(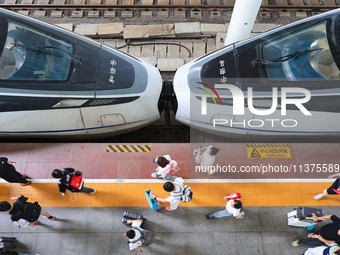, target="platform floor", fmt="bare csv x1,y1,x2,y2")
0,143,339,255
1,143,340,179
1,206,339,255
